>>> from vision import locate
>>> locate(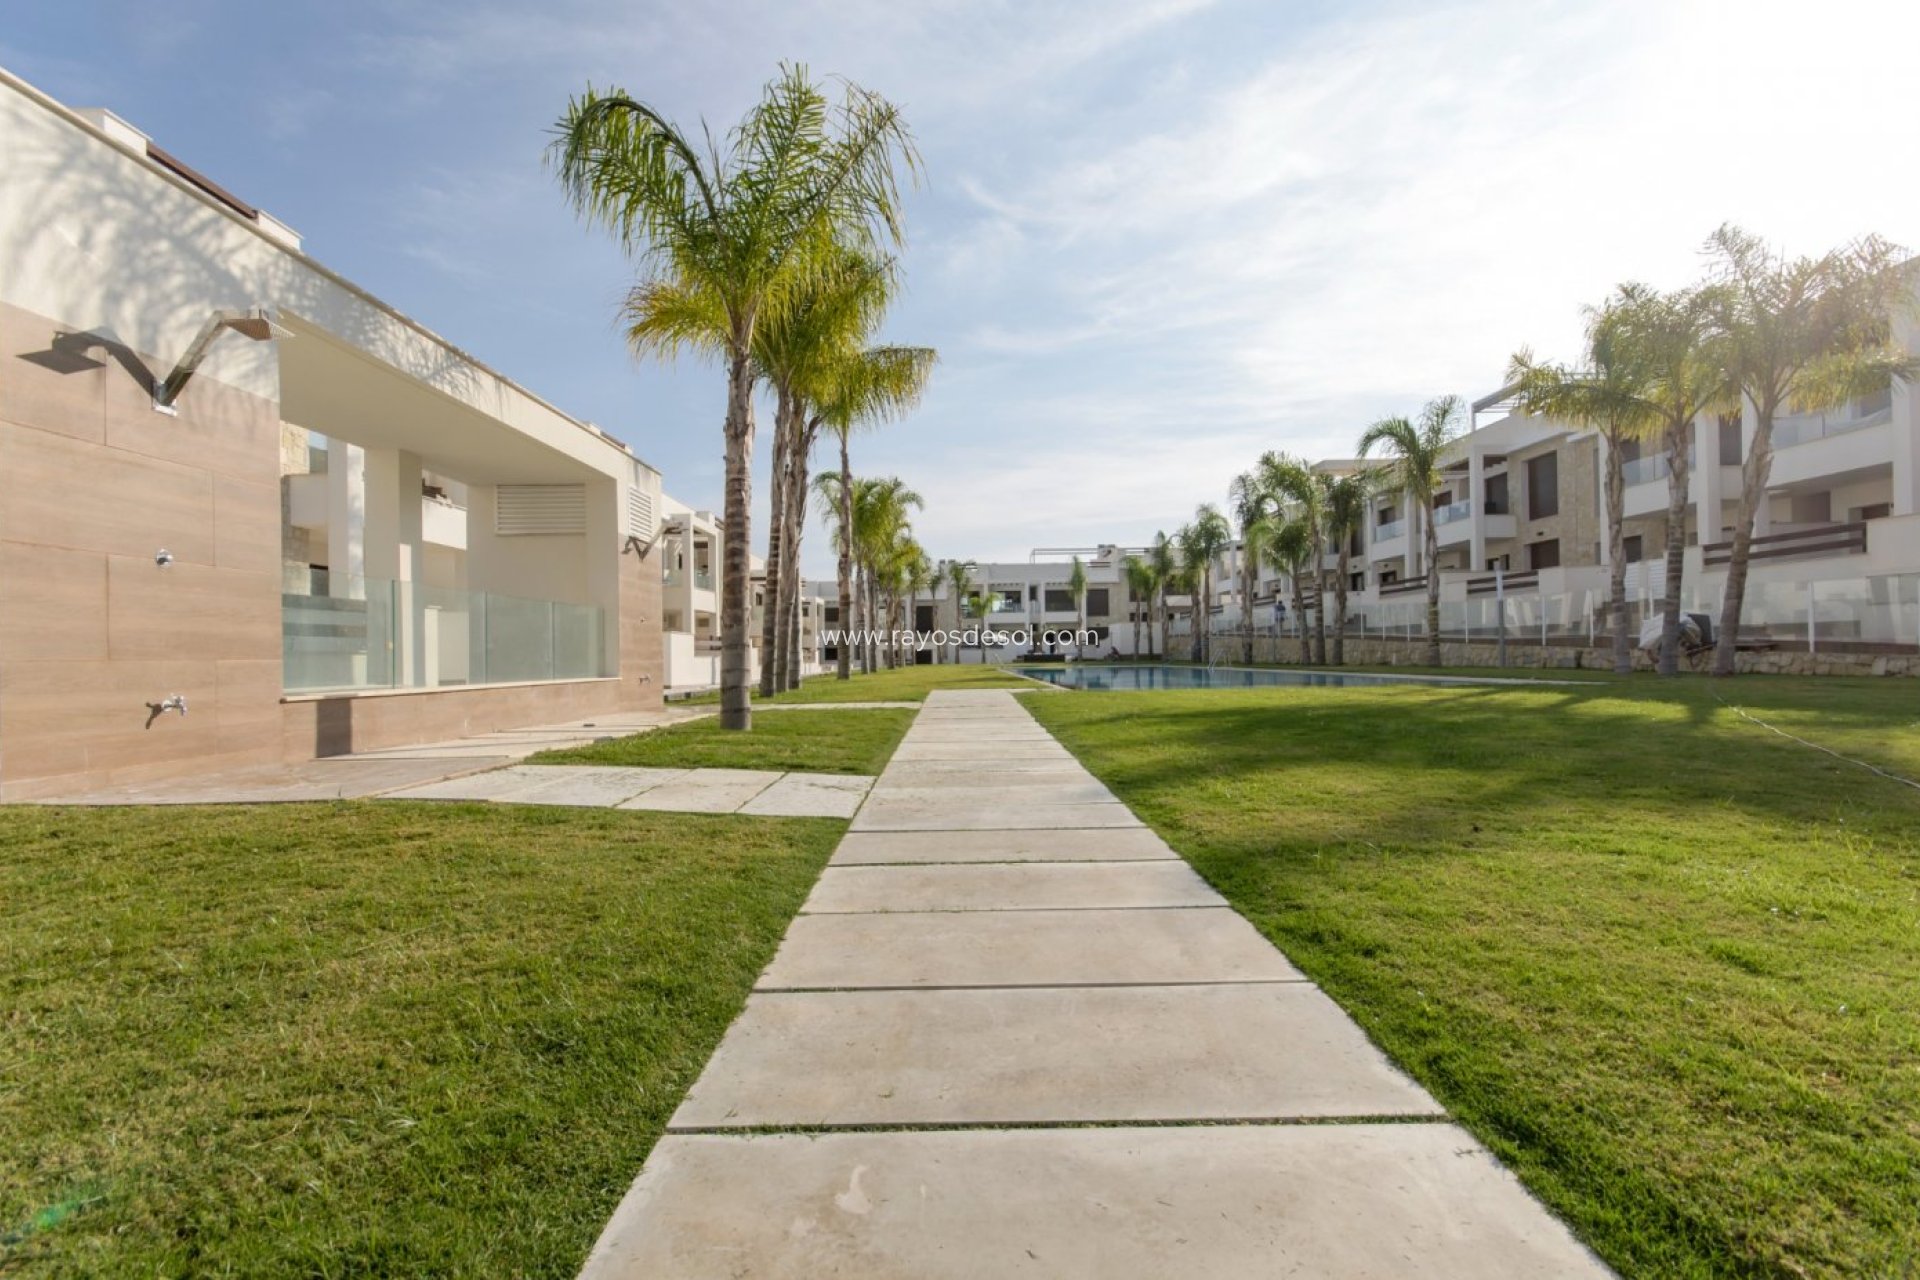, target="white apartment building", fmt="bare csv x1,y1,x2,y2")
918,548,1161,662
1186,353,1920,668
655,493,826,694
